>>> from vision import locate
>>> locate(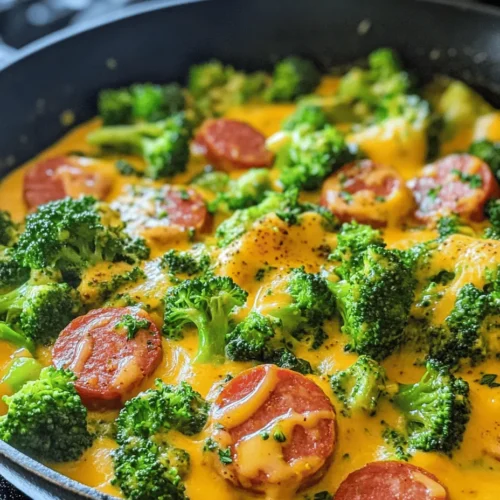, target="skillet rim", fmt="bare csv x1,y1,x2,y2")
1,0,500,498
